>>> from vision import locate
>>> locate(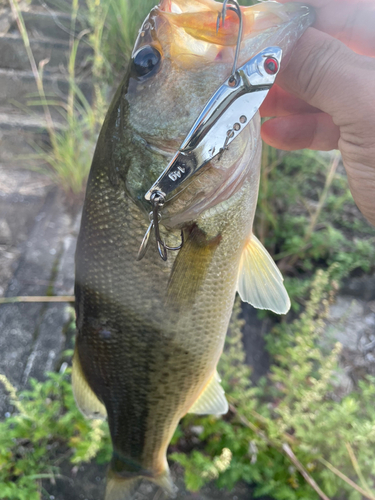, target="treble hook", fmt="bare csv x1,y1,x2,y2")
216,0,243,81
136,191,184,262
